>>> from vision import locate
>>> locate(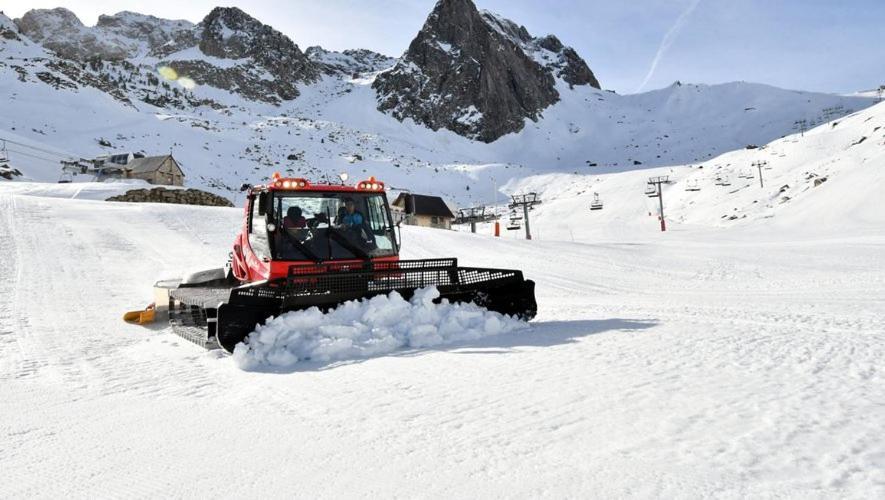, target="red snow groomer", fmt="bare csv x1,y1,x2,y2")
127,173,537,352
